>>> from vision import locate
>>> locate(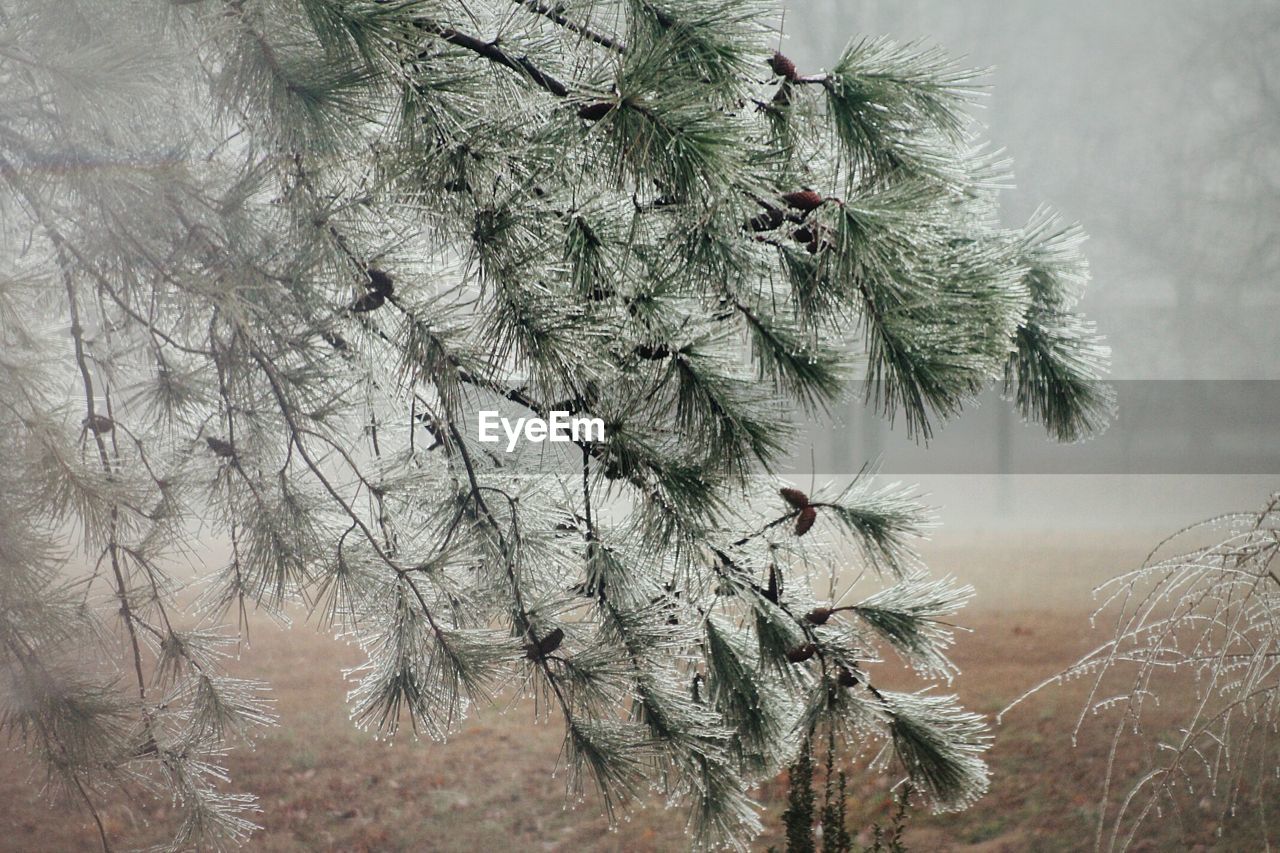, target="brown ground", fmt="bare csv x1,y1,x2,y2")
1,531,1271,851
